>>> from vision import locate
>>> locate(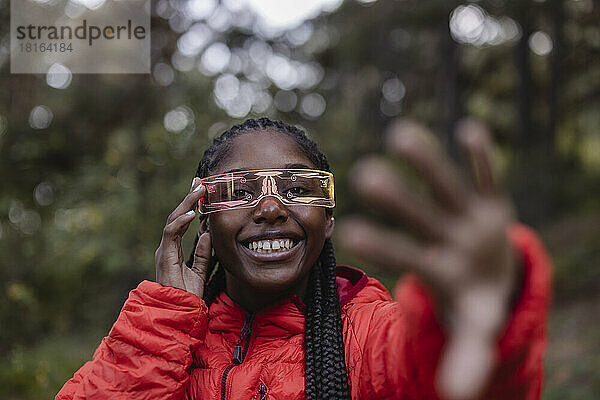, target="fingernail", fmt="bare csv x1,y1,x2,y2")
186,210,195,216
193,183,203,193
190,177,199,190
